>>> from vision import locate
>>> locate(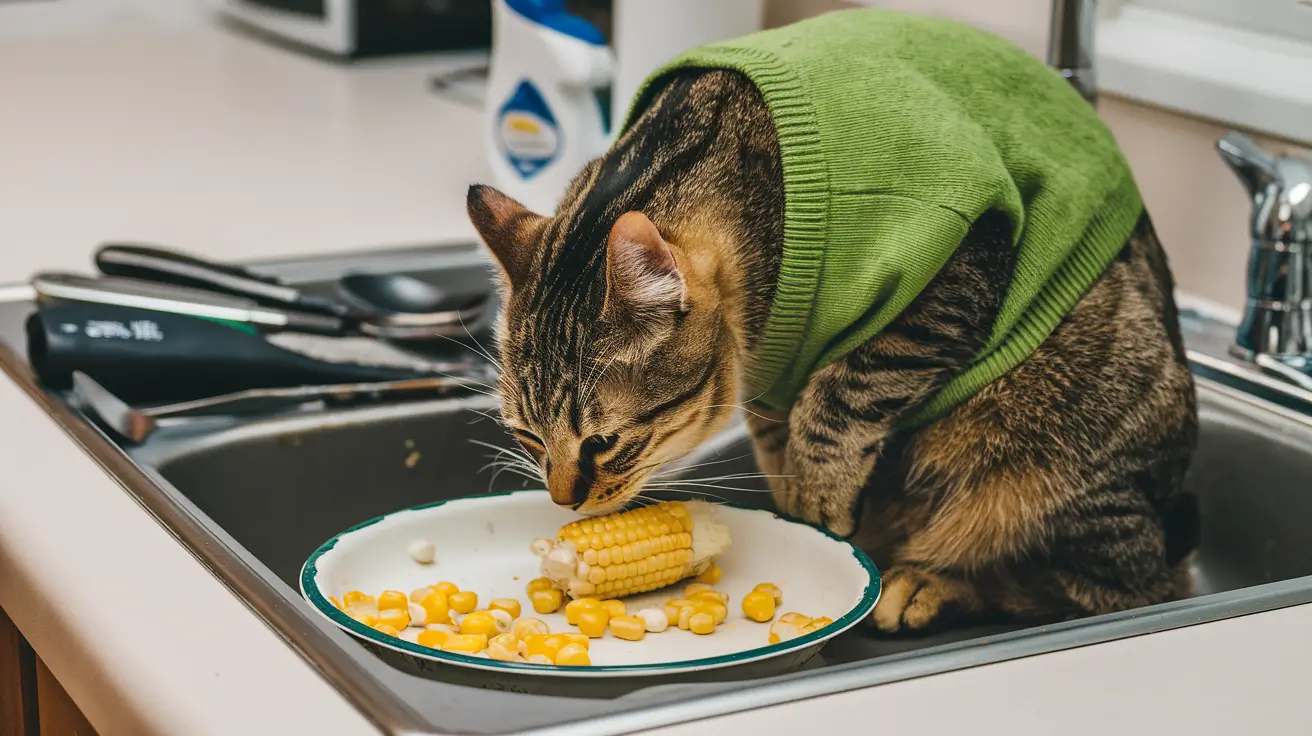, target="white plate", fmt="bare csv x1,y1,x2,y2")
301,490,880,678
